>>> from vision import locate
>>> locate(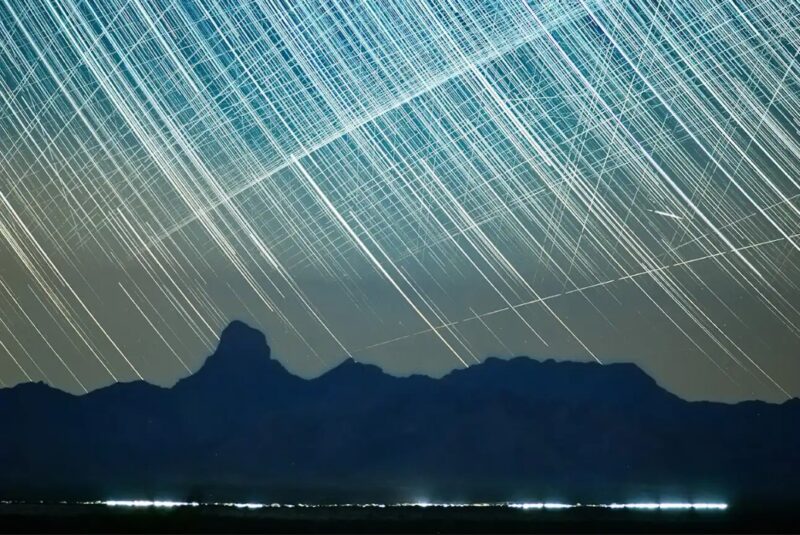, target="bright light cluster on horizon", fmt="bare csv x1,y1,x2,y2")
92,500,727,511
508,502,728,510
